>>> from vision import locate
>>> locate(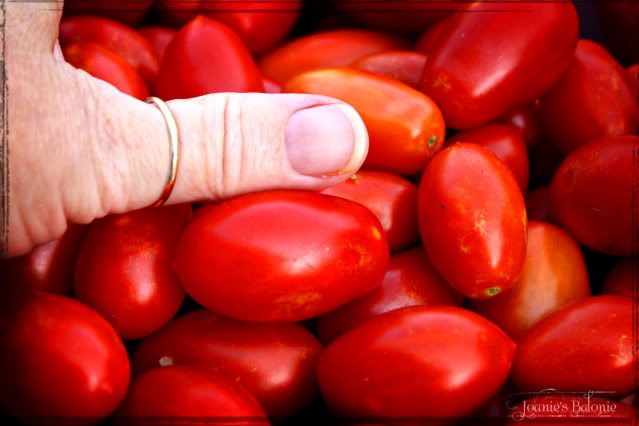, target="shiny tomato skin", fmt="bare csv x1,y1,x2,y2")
512,296,634,393
352,50,427,89
420,1,578,129
321,171,419,252
263,77,282,94
549,136,637,256
284,68,446,176
116,365,269,424
63,41,149,99
74,205,191,340
602,258,633,300
59,16,160,87
200,0,302,55
63,0,154,25
174,190,389,322
525,187,552,222
318,305,516,418
506,395,636,426
316,247,463,344
132,310,322,418
499,103,543,149
138,26,176,62
0,292,130,420
418,143,527,299
447,123,530,194
259,30,408,85
2,223,87,295
155,15,264,100
332,1,460,34
468,221,590,341
540,40,639,155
